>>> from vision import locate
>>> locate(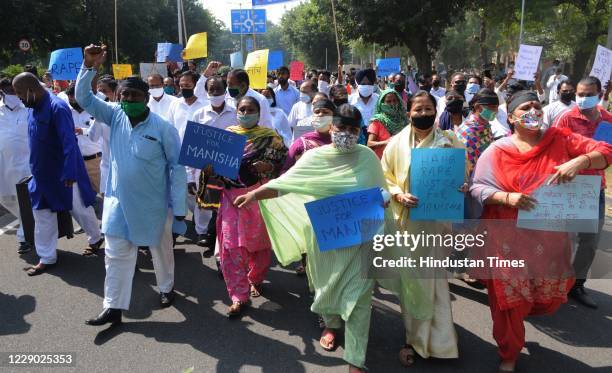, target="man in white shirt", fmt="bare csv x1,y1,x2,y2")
436,73,467,119
288,80,317,128
167,71,208,142
430,73,446,99
546,68,569,103
349,68,379,124
273,66,300,116
543,80,576,129
147,74,178,121
0,78,32,253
